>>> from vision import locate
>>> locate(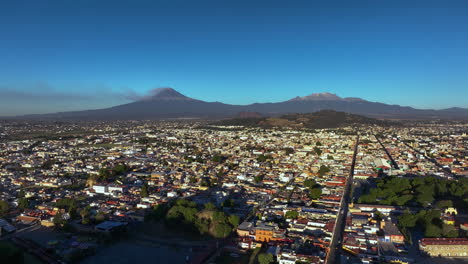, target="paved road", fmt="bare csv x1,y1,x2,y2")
326,135,359,264
400,140,456,178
